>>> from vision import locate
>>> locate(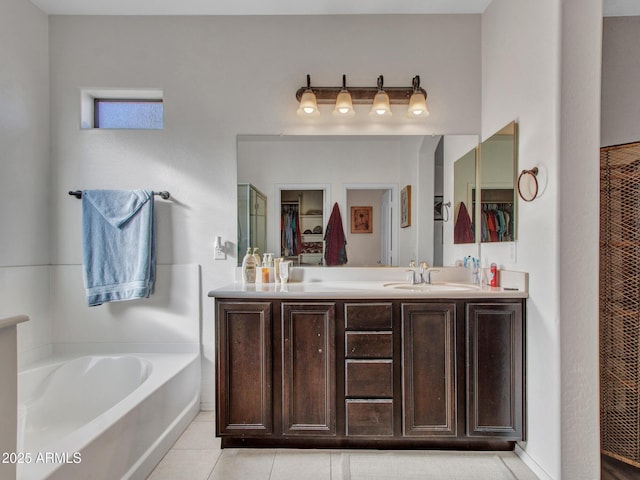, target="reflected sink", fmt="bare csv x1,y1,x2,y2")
383,282,478,292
